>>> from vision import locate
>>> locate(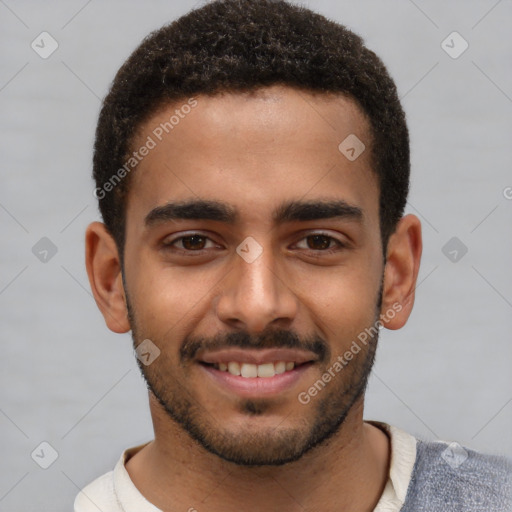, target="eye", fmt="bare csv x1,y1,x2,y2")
294,233,346,253
163,233,218,252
